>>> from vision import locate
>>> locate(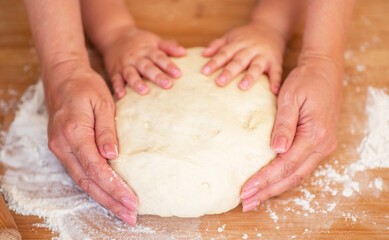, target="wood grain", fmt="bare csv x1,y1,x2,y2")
0,0,388,239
